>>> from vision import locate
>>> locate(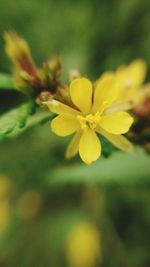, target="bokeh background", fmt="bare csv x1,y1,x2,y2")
0,0,150,267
